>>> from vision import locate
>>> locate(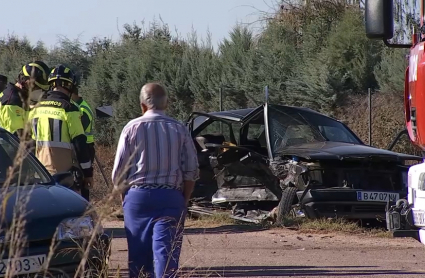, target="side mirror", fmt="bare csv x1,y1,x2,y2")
52,172,74,189
365,0,394,40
